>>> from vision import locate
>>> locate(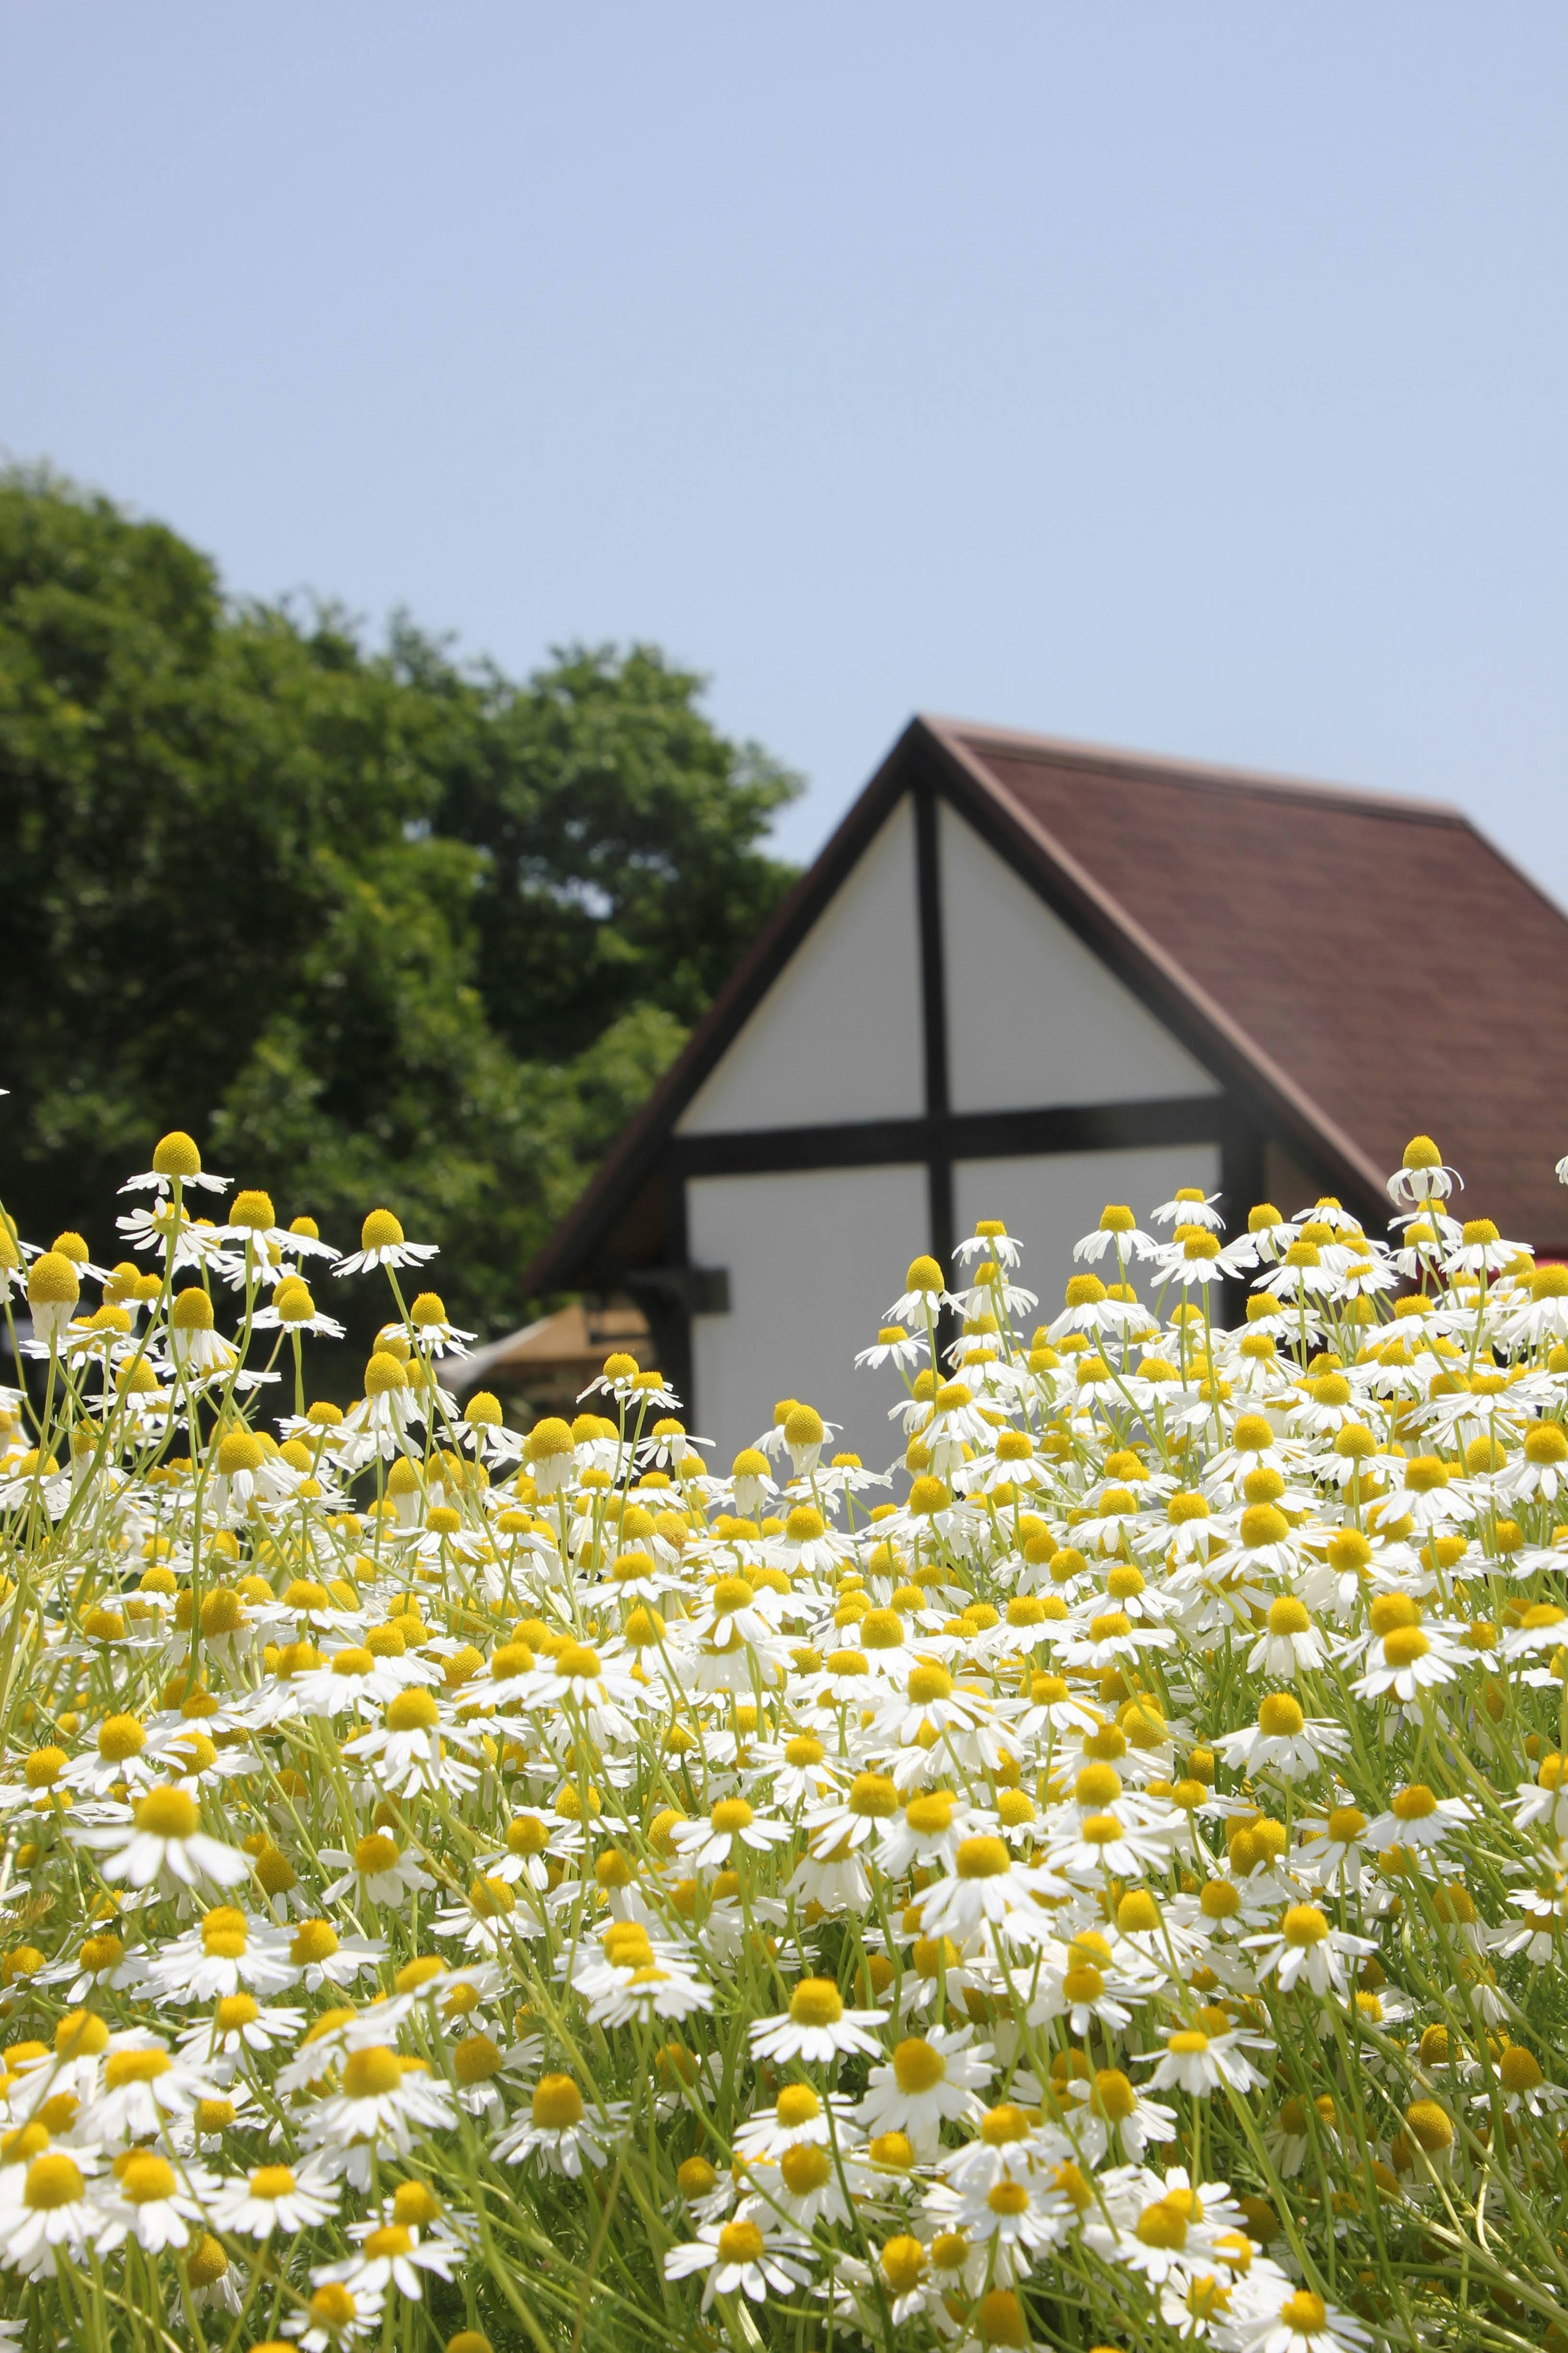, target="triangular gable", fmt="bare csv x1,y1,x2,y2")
678,796,924,1133
939,800,1218,1112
